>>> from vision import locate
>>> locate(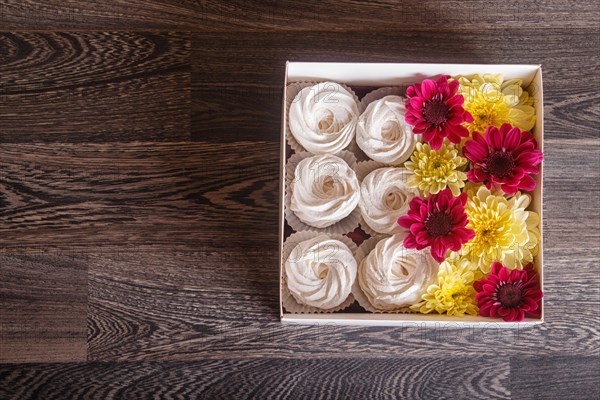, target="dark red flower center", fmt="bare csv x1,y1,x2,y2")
486,150,515,179
422,96,449,126
424,211,453,237
497,283,523,308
